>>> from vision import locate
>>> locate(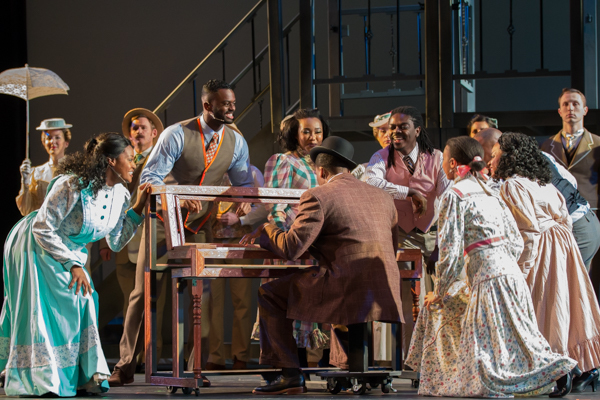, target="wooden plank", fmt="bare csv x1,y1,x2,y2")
151,185,305,198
